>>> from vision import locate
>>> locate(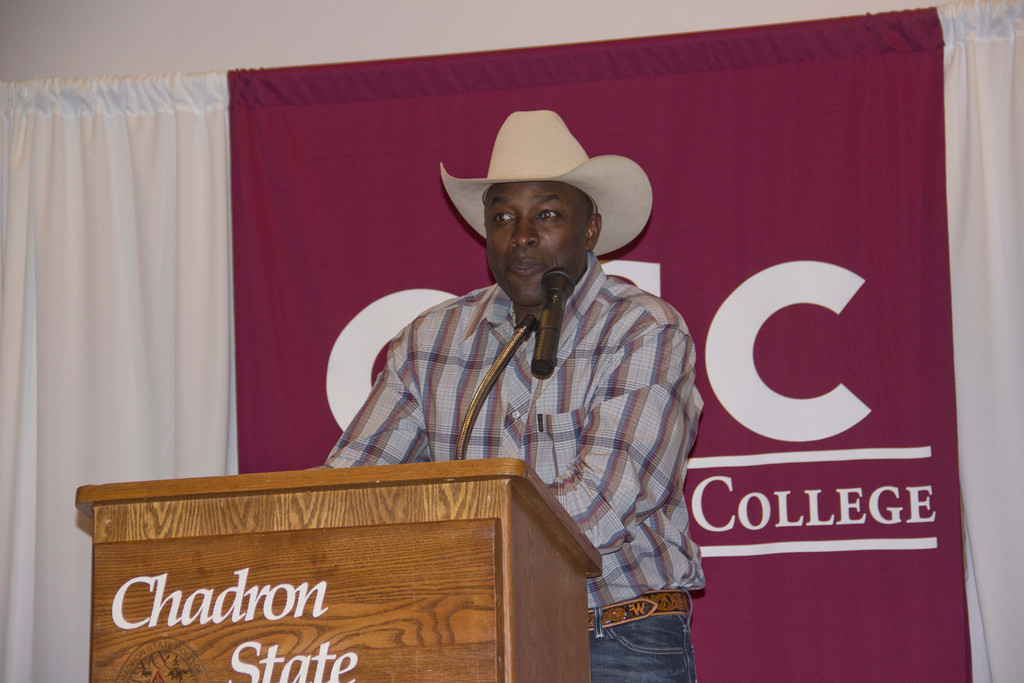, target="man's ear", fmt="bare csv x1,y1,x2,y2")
585,213,602,251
